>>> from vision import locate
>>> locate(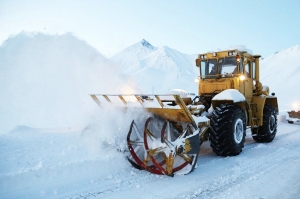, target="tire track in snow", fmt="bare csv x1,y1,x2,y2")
177,126,300,199
66,168,159,199
181,146,299,199
196,125,300,168
194,132,295,169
